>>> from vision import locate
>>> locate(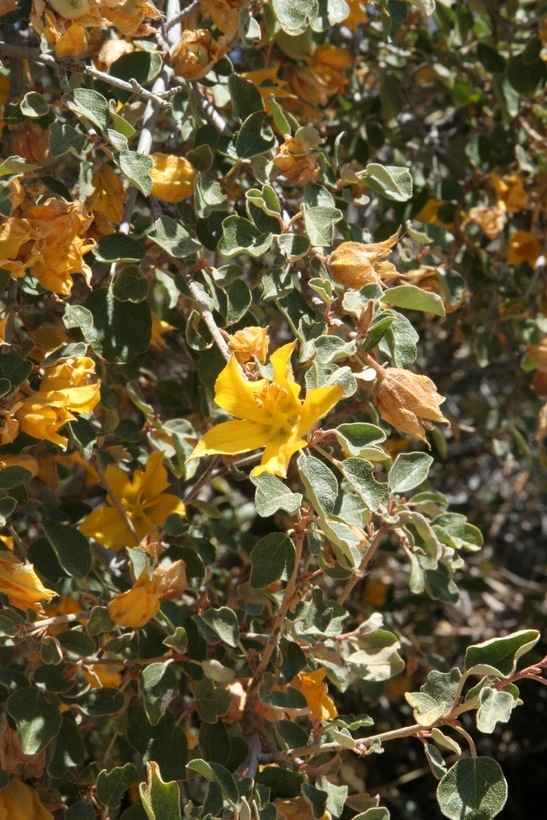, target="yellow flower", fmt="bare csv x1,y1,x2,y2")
39,355,101,412
171,29,222,80
15,395,77,450
341,0,367,32
293,667,338,721
241,66,294,103
508,231,541,268
273,136,320,187
491,173,528,213
308,44,352,95
0,71,10,140
149,153,197,203
150,312,177,349
0,551,57,615
87,165,127,225
0,315,9,346
103,0,162,38
228,326,270,366
80,452,186,551
55,22,88,58
189,343,344,478
108,569,160,628
0,779,54,820
329,230,401,289
374,367,450,444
